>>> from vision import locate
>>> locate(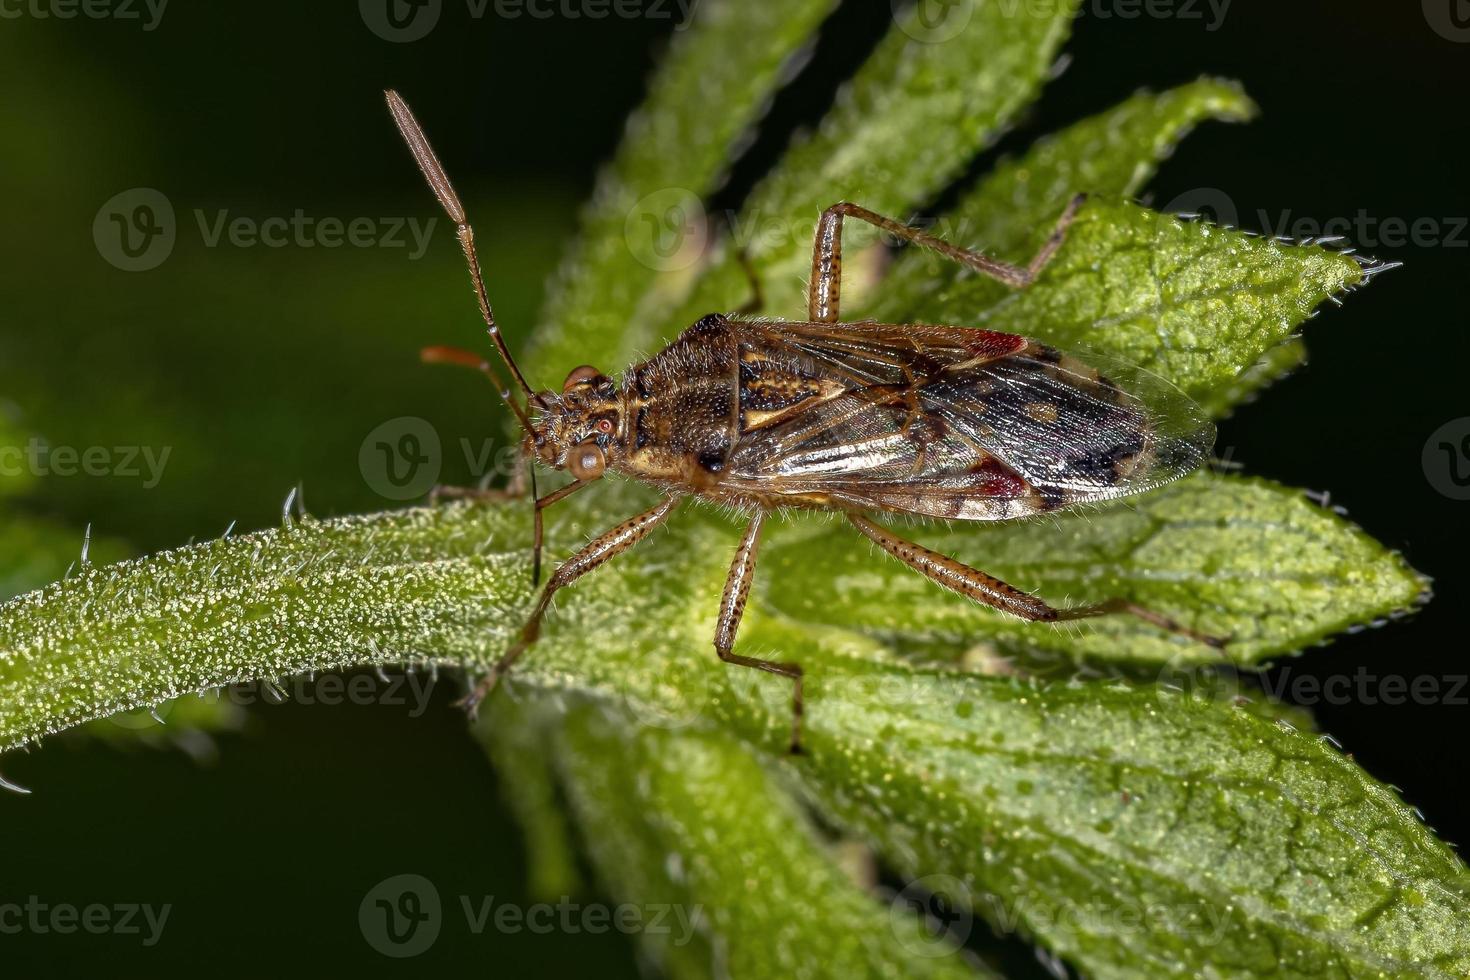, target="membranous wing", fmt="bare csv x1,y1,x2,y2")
724,319,1214,521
